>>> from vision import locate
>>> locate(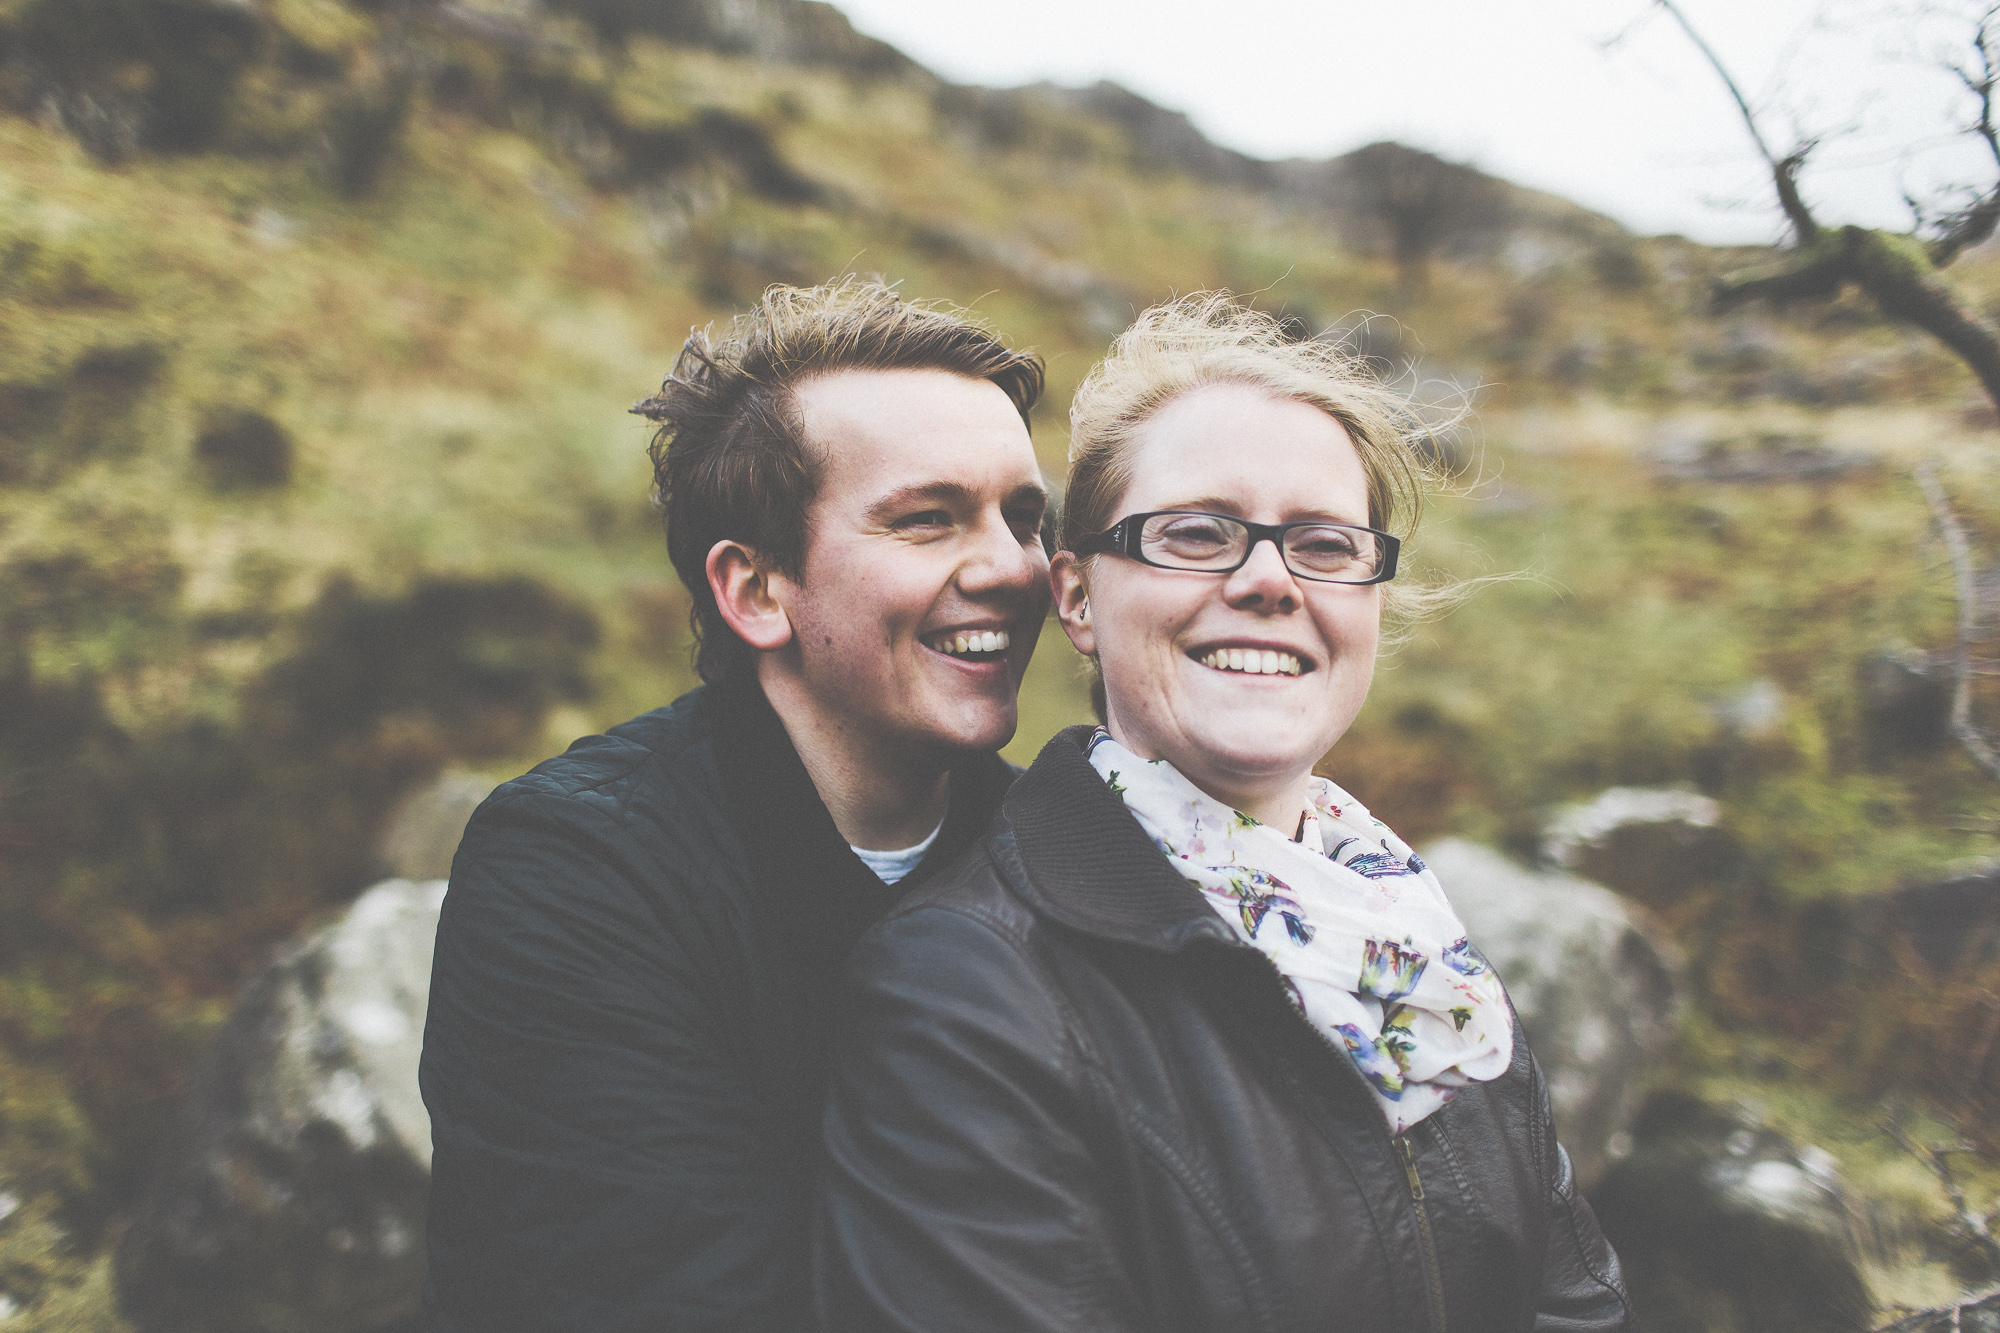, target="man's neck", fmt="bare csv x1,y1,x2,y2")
756,670,955,851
